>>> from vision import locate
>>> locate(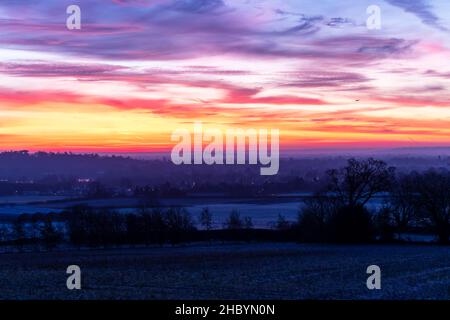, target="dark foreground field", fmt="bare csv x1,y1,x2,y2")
0,243,448,300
